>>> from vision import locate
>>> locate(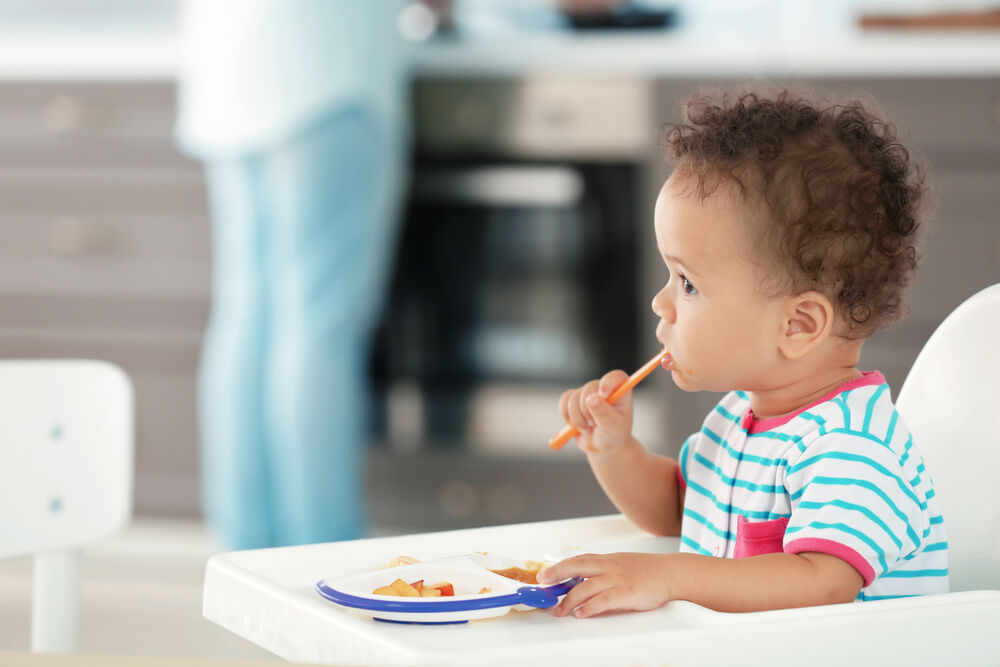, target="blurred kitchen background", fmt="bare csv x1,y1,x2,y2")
0,0,999,657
